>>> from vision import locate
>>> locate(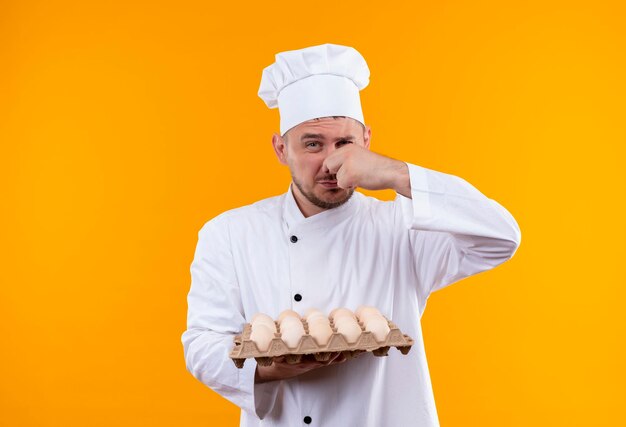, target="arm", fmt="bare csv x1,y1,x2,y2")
399,162,521,304
323,145,521,303
181,218,279,419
